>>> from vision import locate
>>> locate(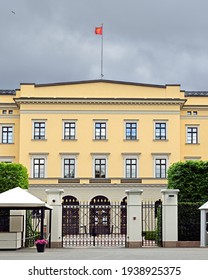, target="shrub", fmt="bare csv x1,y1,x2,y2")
0,163,28,193
168,161,208,203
